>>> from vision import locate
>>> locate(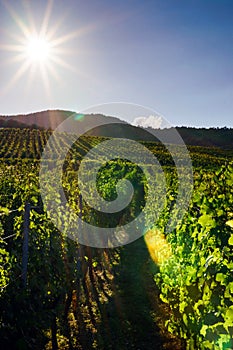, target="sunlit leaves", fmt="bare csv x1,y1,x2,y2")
228,234,233,246
155,162,233,349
